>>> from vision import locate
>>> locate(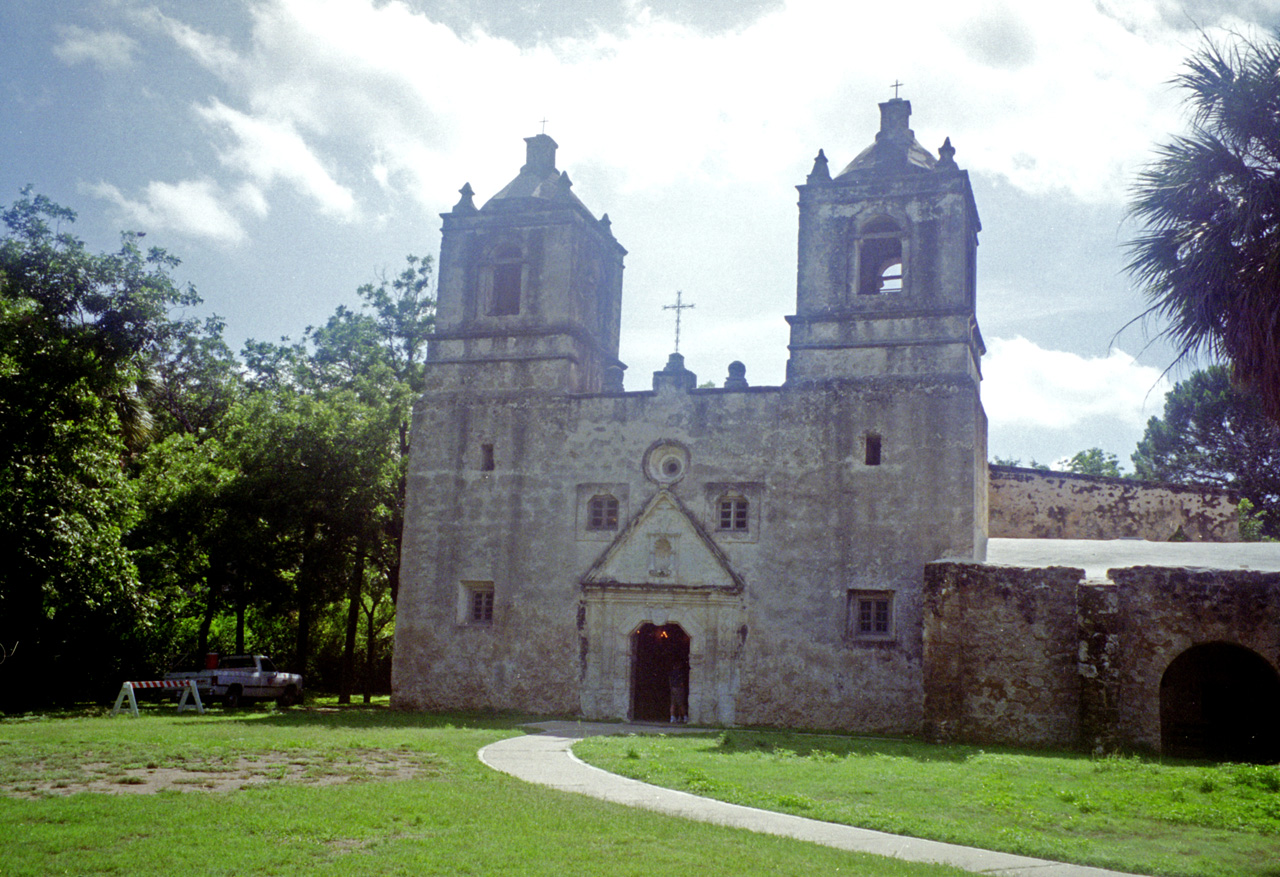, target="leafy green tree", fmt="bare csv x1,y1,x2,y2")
1127,31,1280,424
991,456,1051,471
288,256,434,700
1065,447,1124,477
0,189,197,708
1132,365,1280,538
